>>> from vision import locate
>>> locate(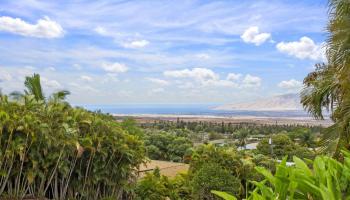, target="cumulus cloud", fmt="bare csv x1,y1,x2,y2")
0,16,64,38
80,75,93,82
226,73,242,81
122,40,149,48
146,78,169,86
164,68,218,81
242,74,261,88
100,62,128,73
278,79,302,90
69,82,97,92
94,26,108,36
0,71,12,82
276,37,325,61
41,77,61,89
241,26,271,46
164,68,261,89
